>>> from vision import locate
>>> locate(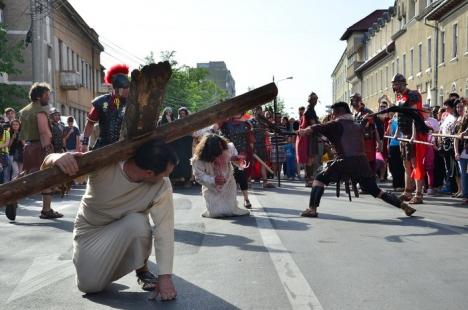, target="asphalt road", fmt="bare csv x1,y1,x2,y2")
1,180,468,310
